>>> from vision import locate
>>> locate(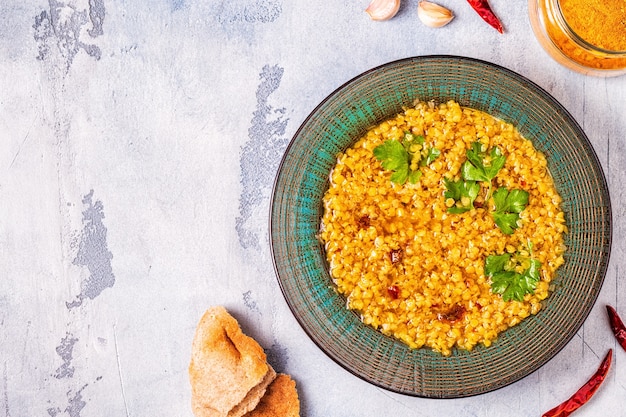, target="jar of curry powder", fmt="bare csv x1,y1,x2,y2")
529,0,626,76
